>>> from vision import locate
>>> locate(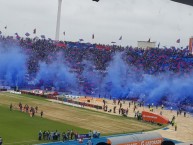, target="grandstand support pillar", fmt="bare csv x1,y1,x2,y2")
55,0,62,41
